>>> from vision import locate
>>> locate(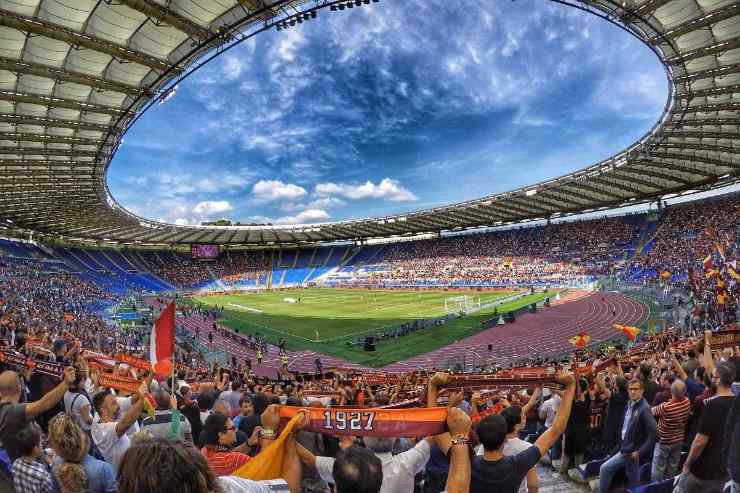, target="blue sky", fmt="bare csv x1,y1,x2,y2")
107,0,668,226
